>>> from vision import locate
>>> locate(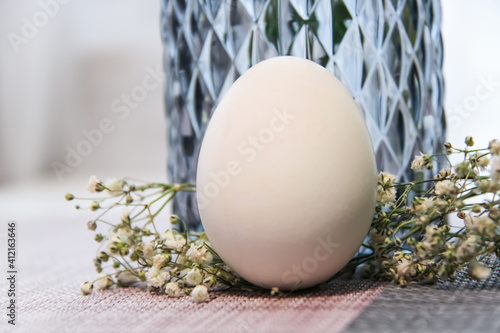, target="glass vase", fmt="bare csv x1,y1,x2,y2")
161,0,445,229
